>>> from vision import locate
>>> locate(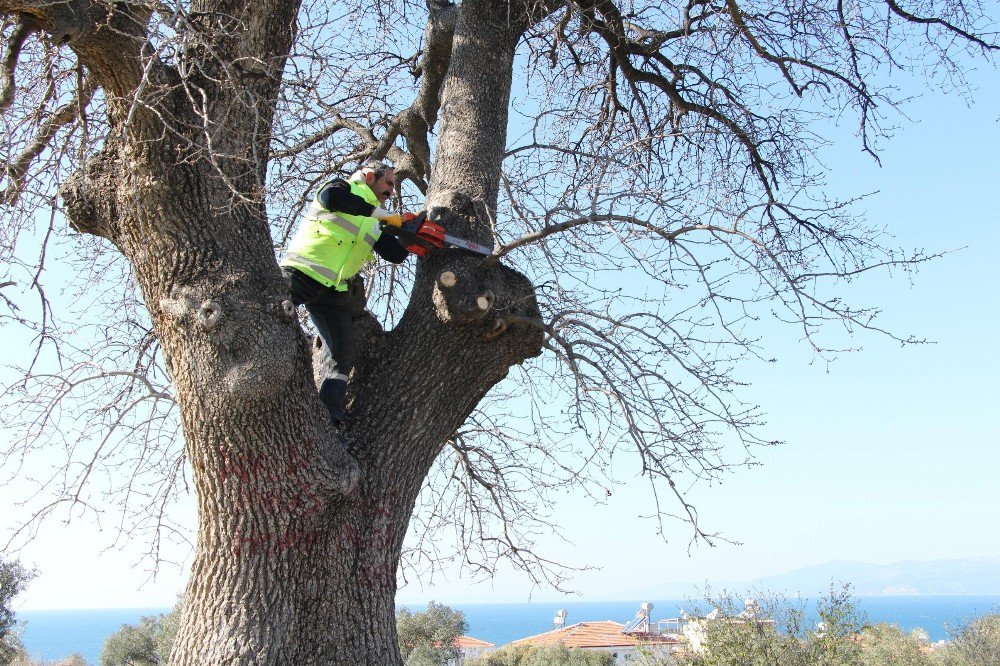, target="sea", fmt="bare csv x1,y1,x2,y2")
19,596,1000,664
